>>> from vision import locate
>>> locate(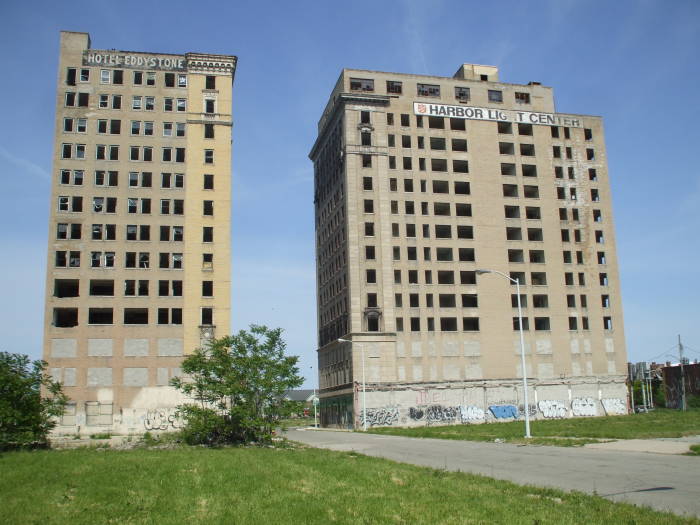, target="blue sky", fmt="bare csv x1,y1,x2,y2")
0,0,699,386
